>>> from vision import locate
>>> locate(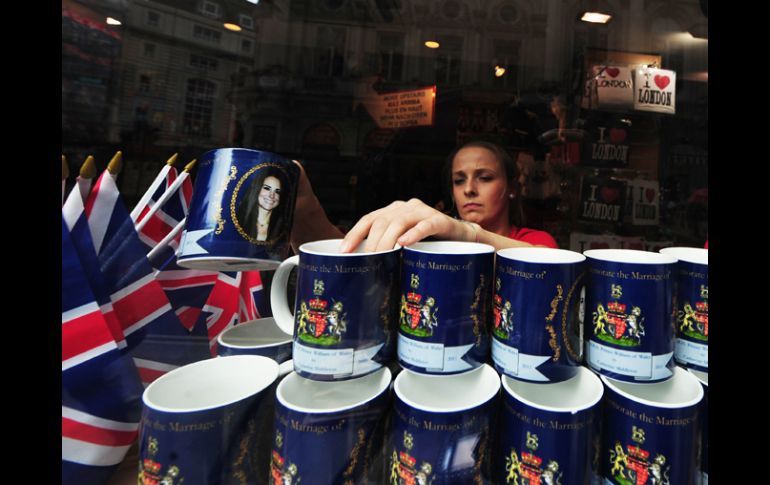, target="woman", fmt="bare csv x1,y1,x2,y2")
236,166,291,243
339,140,557,252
